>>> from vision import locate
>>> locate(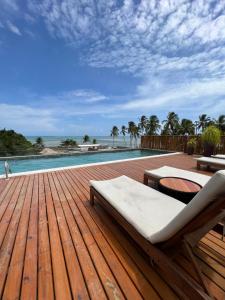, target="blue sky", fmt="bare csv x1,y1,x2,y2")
0,0,225,136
